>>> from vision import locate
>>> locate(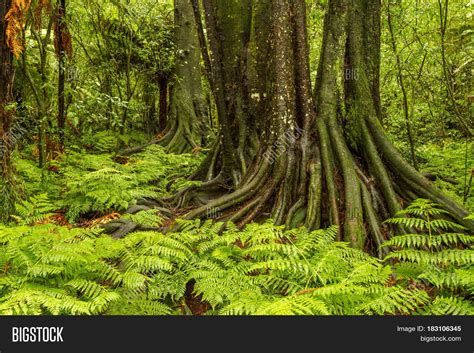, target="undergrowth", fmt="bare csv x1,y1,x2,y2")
1,200,472,316
417,141,473,211
383,199,473,315
13,144,203,223
0,142,472,316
